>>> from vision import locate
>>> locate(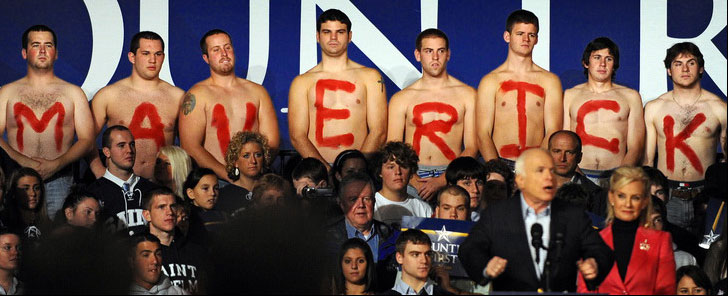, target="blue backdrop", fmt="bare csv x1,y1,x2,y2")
1,0,726,150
